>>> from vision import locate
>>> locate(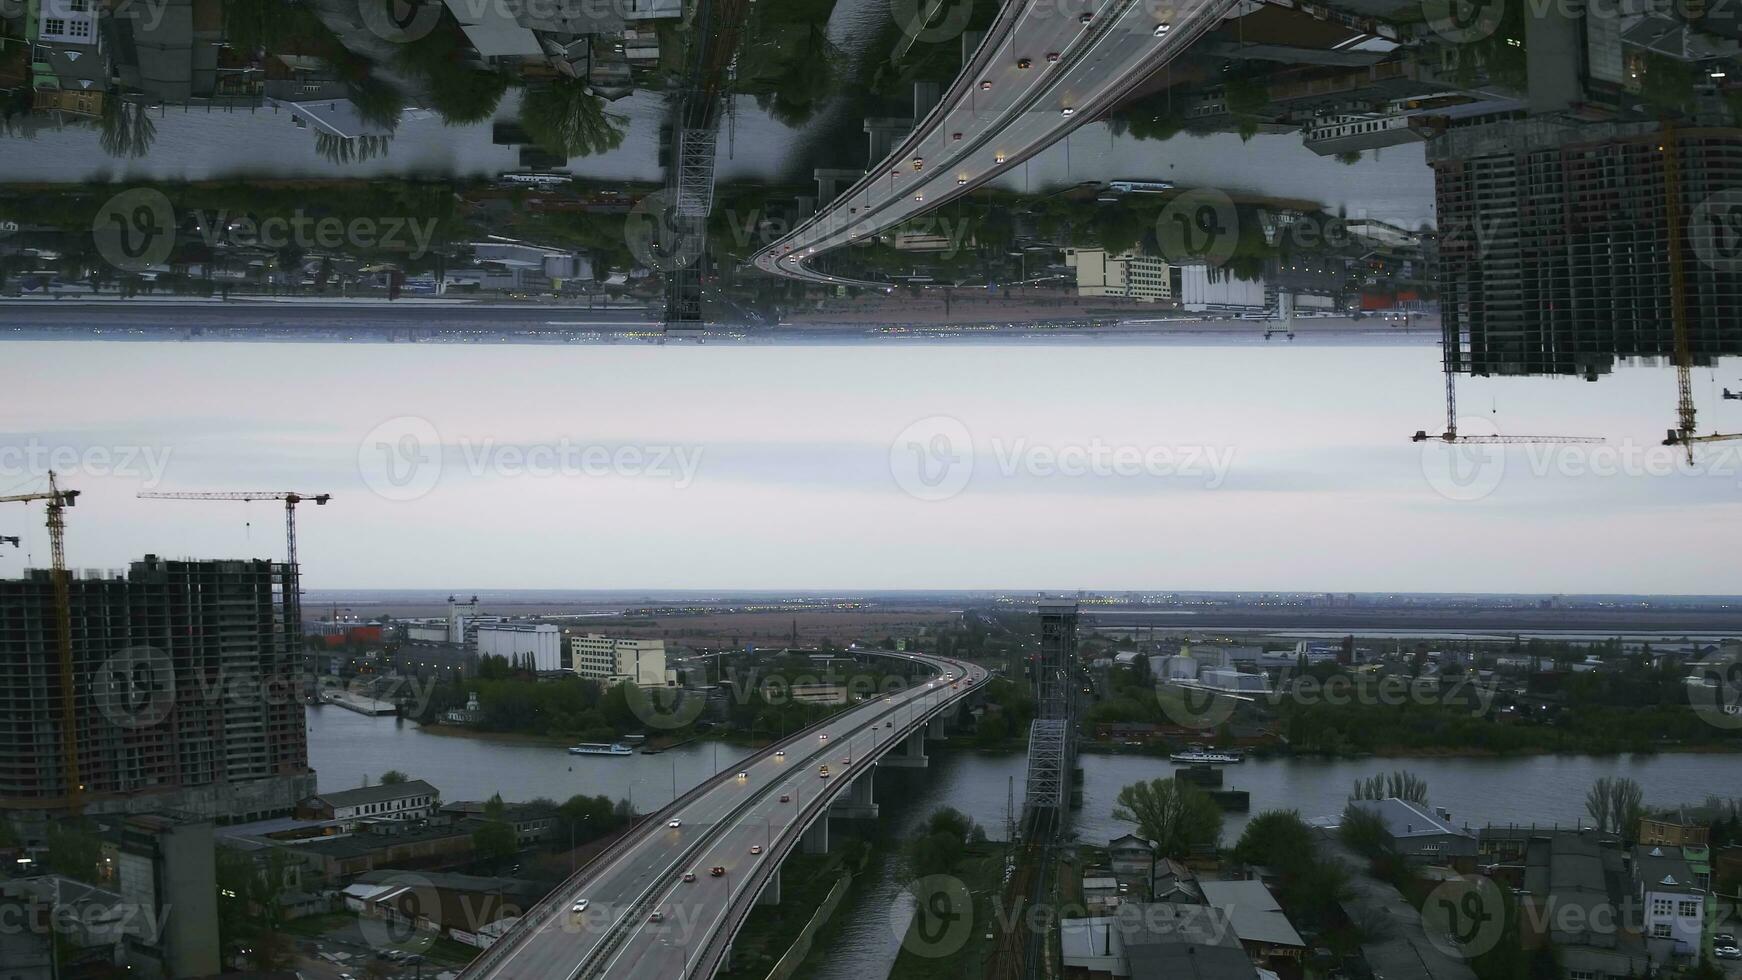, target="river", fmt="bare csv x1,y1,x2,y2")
306,706,1742,979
